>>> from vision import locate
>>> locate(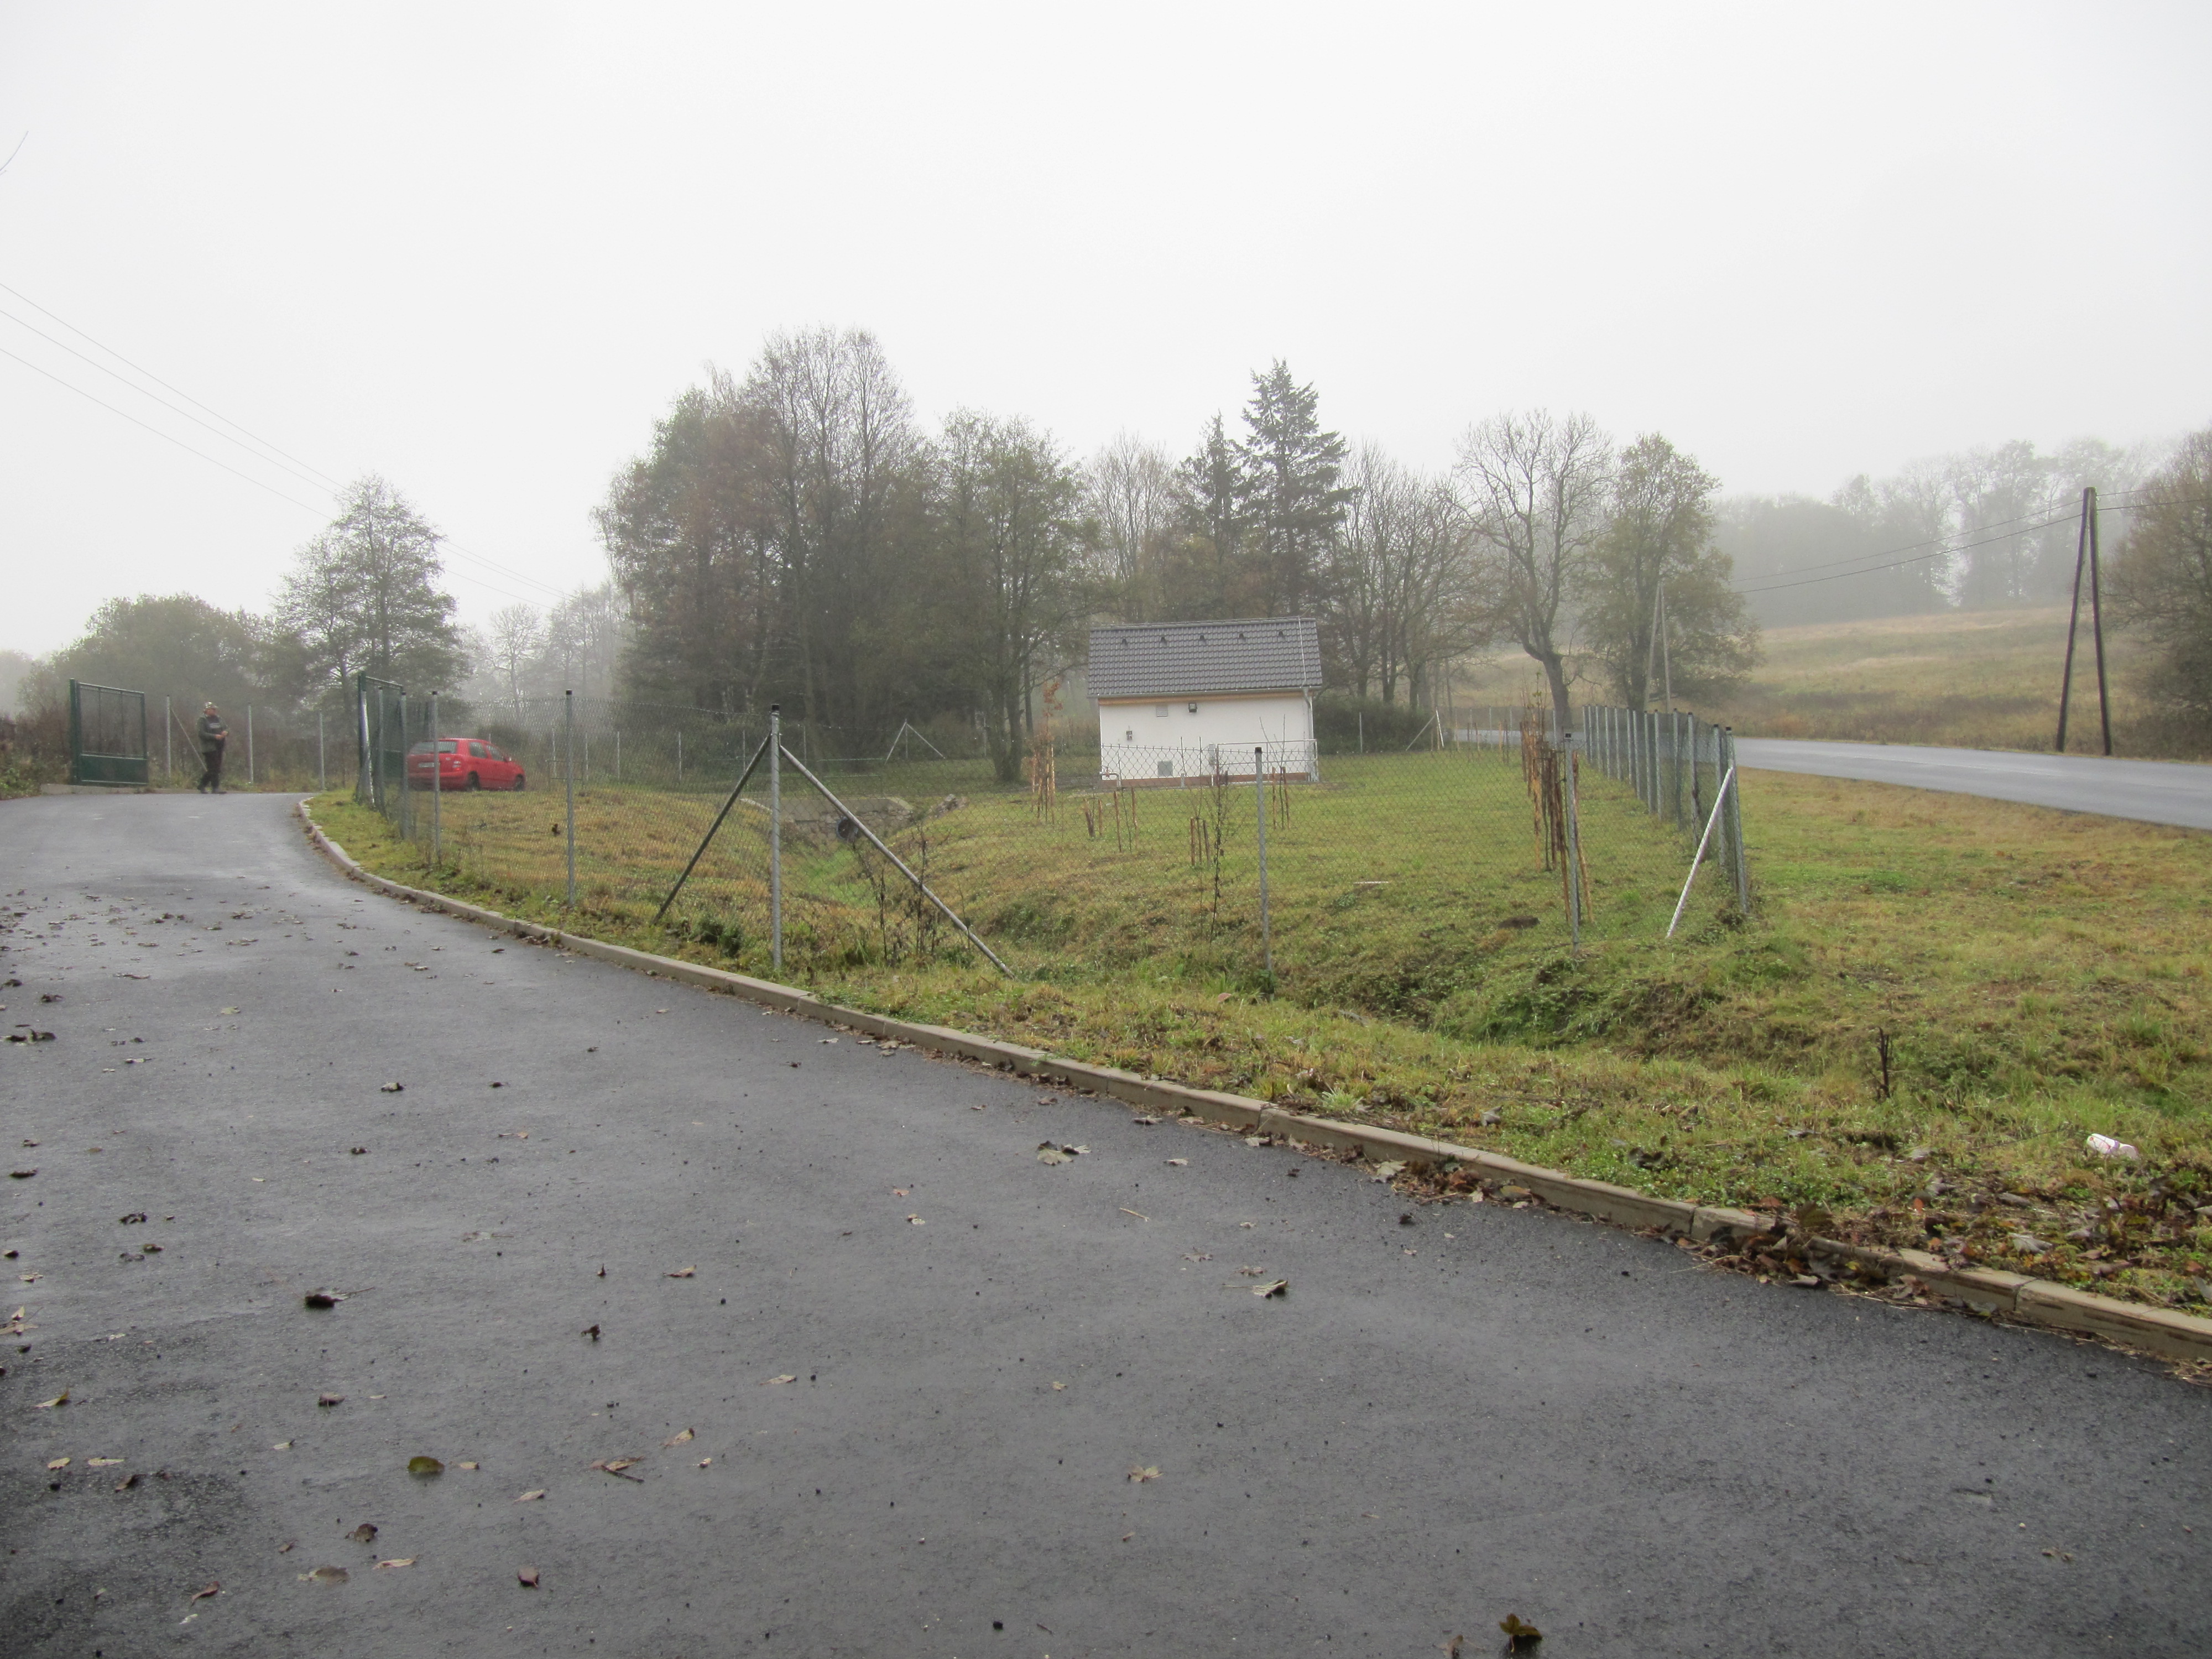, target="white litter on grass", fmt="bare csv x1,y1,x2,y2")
2086,1134,2141,1160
